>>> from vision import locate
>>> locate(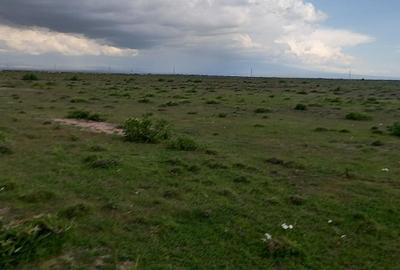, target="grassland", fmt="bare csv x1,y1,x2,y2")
0,71,399,269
